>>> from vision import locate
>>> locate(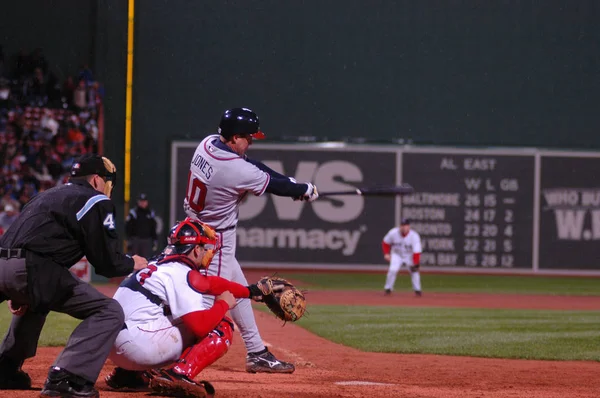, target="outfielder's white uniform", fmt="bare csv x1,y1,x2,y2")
184,134,269,353
383,228,422,292
108,261,204,370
